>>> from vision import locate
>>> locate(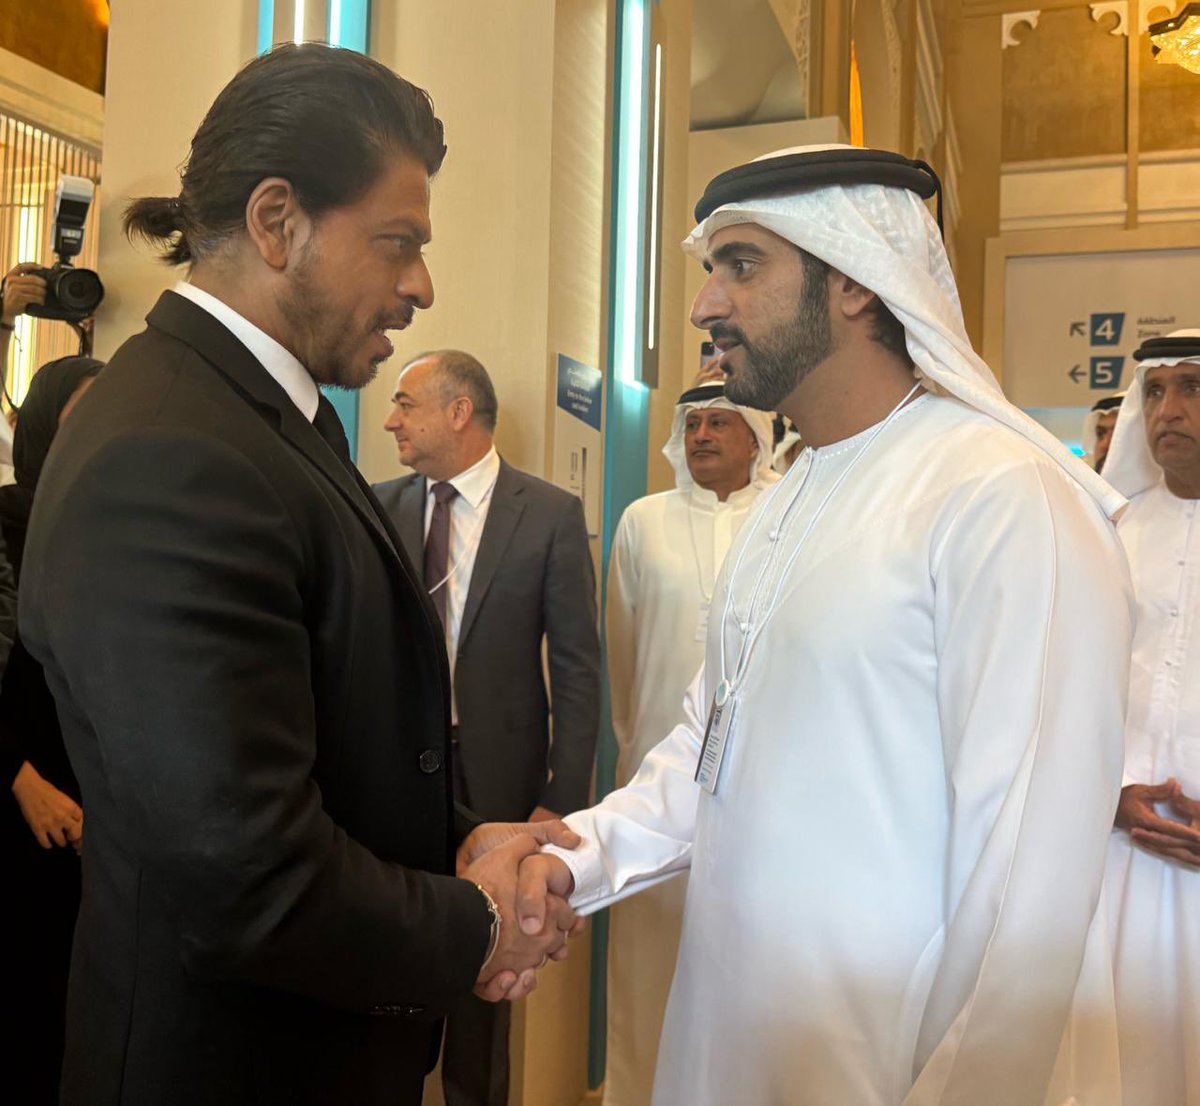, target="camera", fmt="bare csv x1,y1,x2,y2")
25,175,105,323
